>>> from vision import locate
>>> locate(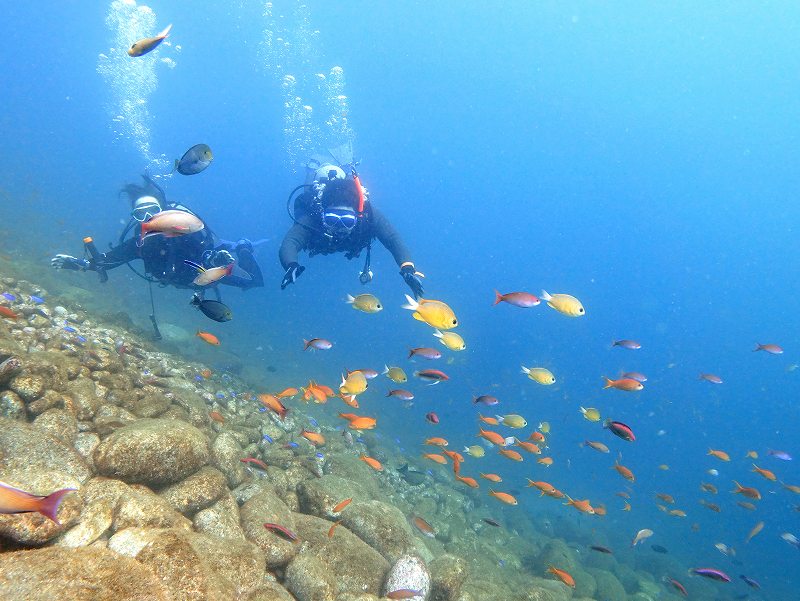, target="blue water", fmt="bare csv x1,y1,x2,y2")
3,2,800,597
